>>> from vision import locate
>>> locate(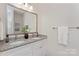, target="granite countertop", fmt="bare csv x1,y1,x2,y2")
0,34,47,52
